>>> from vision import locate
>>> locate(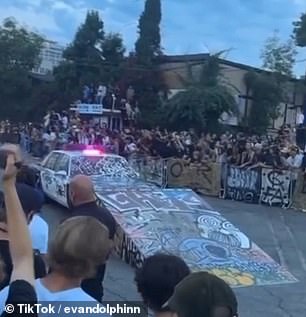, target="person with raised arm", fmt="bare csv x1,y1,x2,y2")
1,144,38,316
